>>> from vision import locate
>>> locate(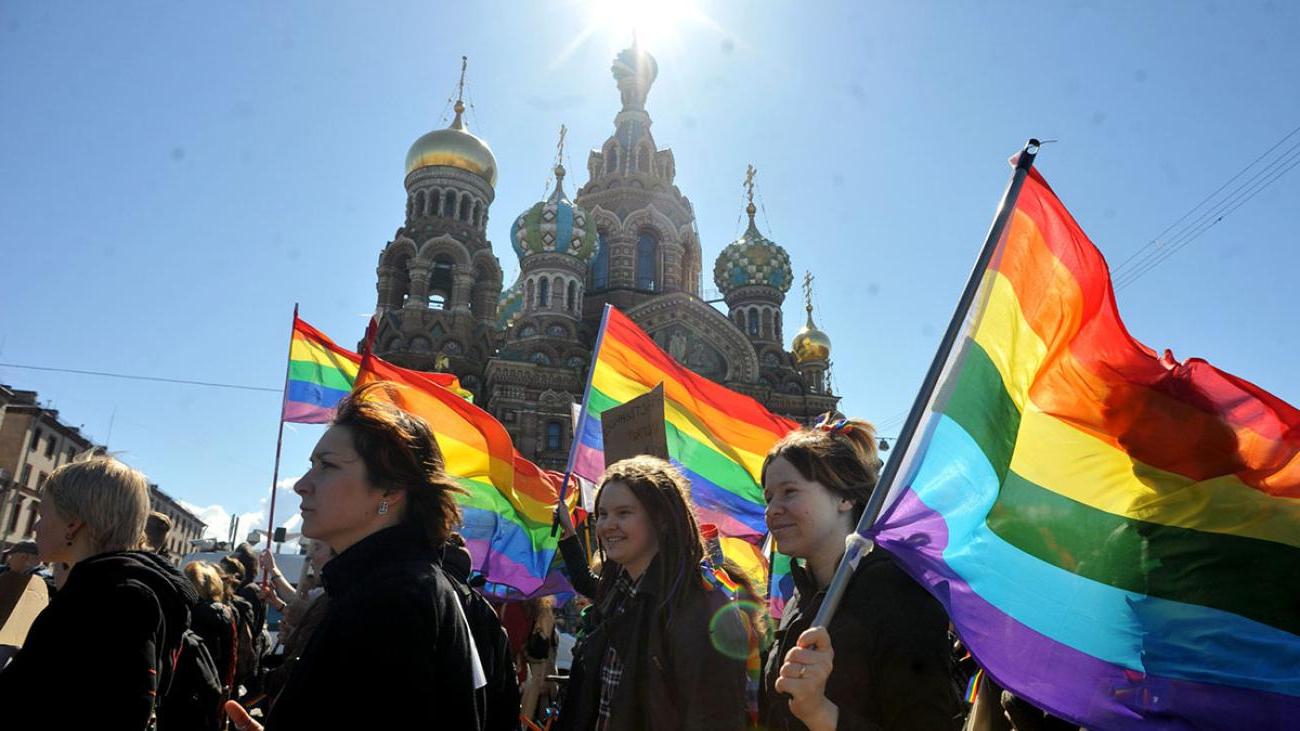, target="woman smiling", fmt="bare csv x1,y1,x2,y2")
556,456,748,730
760,416,960,731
